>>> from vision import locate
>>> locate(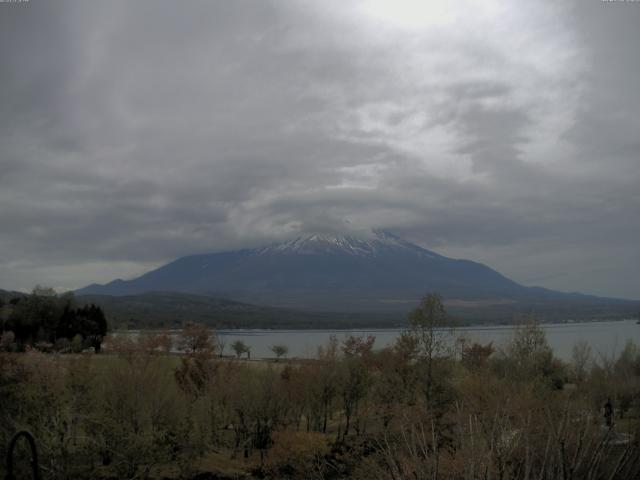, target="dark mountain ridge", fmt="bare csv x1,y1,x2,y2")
74,291,402,330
